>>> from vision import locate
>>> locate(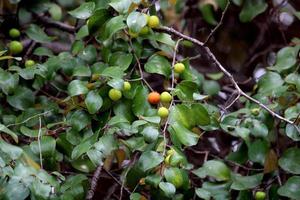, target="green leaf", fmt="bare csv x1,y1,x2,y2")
285,73,300,92
203,80,220,96
76,25,89,40
191,104,211,126
196,182,231,200
87,9,110,33
132,85,151,117
0,123,18,143
199,4,217,25
67,110,91,132
193,160,231,181
109,52,133,71
231,173,263,190
141,126,159,143
0,140,23,160
271,46,299,72
137,151,164,171
25,24,53,43
68,80,89,96
174,81,199,101
20,126,47,138
278,176,300,199
164,167,189,189
0,69,19,95
248,139,269,165
239,0,268,22
144,54,171,77
146,33,176,47
71,133,98,160
30,136,56,157
85,90,103,114
278,147,300,174
33,47,53,57
69,2,95,19
127,12,147,33
3,180,29,200
286,124,300,141
249,119,269,138
159,182,176,198
101,66,124,79
109,0,132,13
99,16,126,41
7,86,35,111
169,123,200,146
